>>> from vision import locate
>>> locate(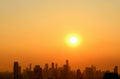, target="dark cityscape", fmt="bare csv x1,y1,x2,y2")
0,60,119,79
